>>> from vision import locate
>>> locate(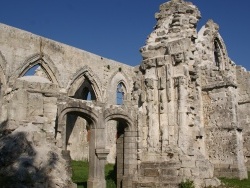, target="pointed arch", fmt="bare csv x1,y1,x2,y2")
66,66,103,102
116,82,126,105
13,53,60,85
198,20,230,70
212,33,229,70
107,70,132,104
